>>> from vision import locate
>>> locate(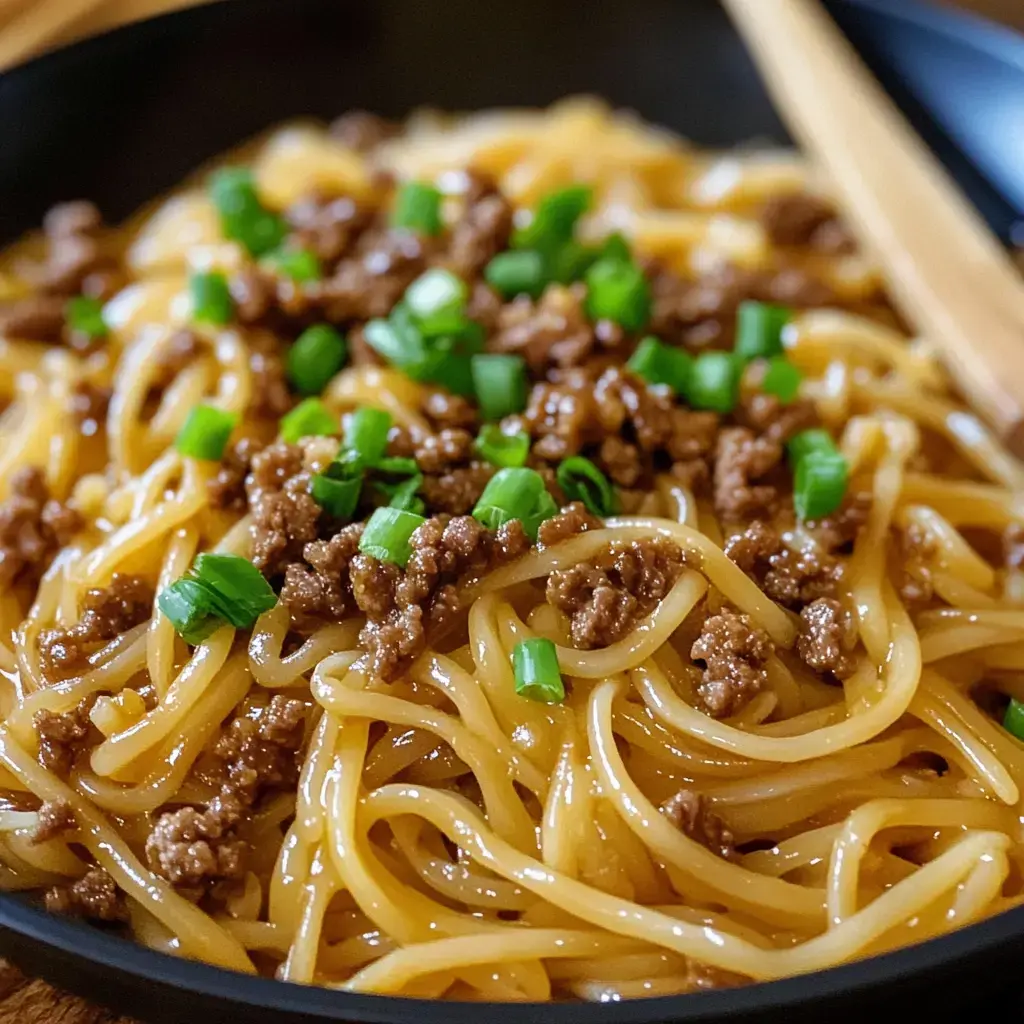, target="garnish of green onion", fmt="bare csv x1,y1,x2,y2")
344,407,392,465
263,246,322,283
175,404,238,461
584,257,651,331
556,456,619,517
734,301,791,362
475,424,530,469
761,356,803,404
485,250,547,299
512,637,565,704
158,553,276,645
286,324,347,396
209,167,287,257
513,185,592,254
279,398,338,444
392,181,443,236
472,467,558,541
687,352,740,413
627,336,693,395
65,296,108,340
1004,698,1024,740
384,474,425,514
788,429,849,520
310,469,362,520
404,268,469,337
189,271,234,326
471,354,528,421
359,506,426,567
599,232,632,264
